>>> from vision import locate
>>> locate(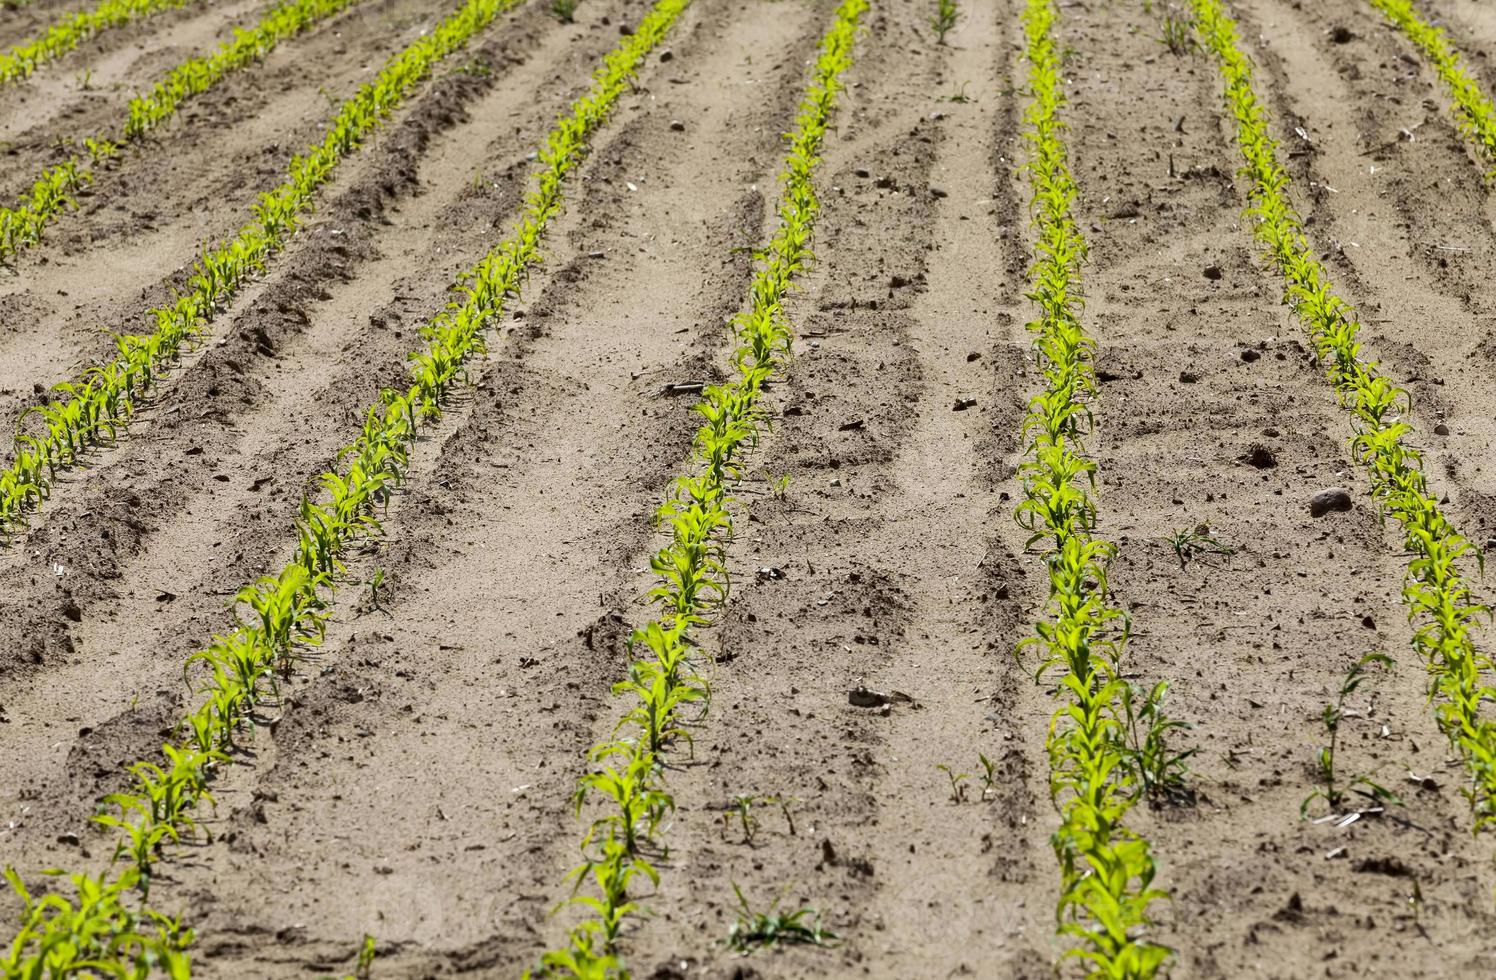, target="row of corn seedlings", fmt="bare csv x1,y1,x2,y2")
0,0,204,85
0,0,526,540
528,1,867,975
0,0,690,973
0,0,369,262
1364,0,1496,175
1186,0,1496,828
1017,1,1170,975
